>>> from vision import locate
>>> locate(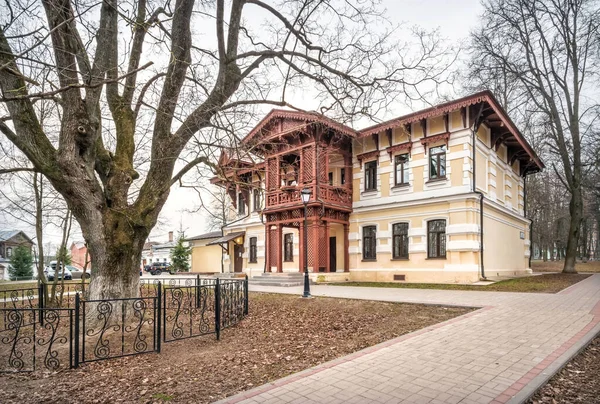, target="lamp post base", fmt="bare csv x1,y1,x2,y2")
302,270,311,298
